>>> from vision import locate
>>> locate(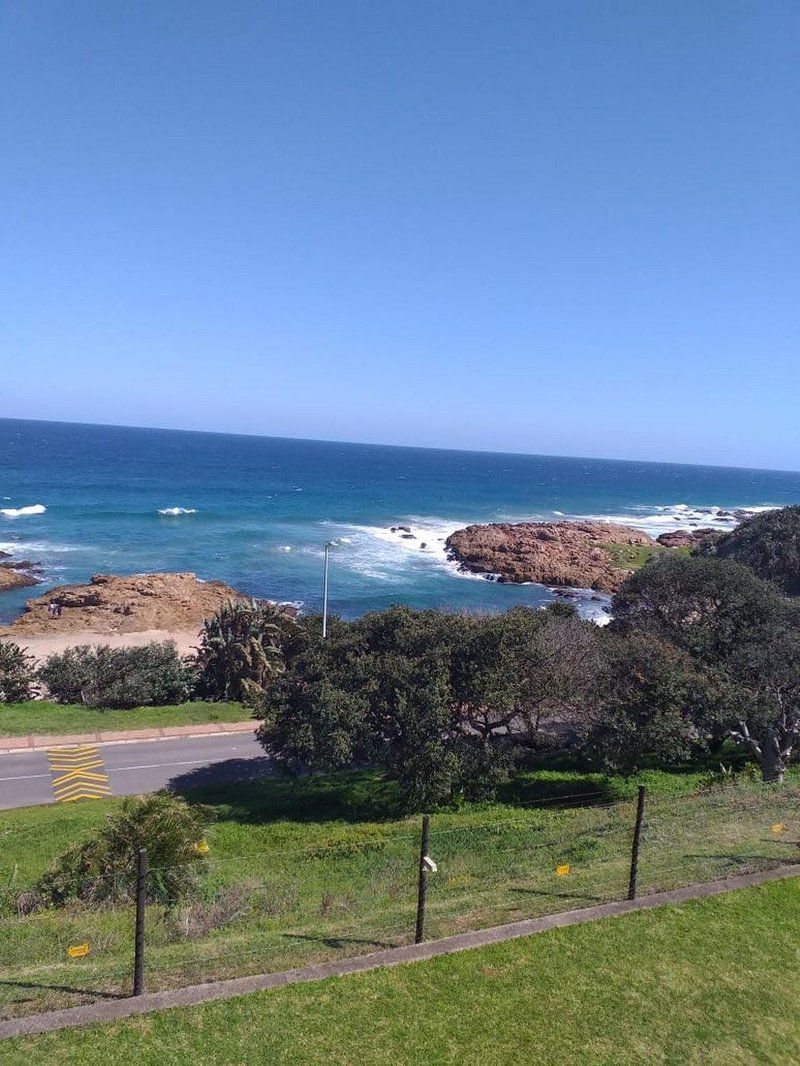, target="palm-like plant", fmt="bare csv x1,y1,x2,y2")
195,600,286,703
